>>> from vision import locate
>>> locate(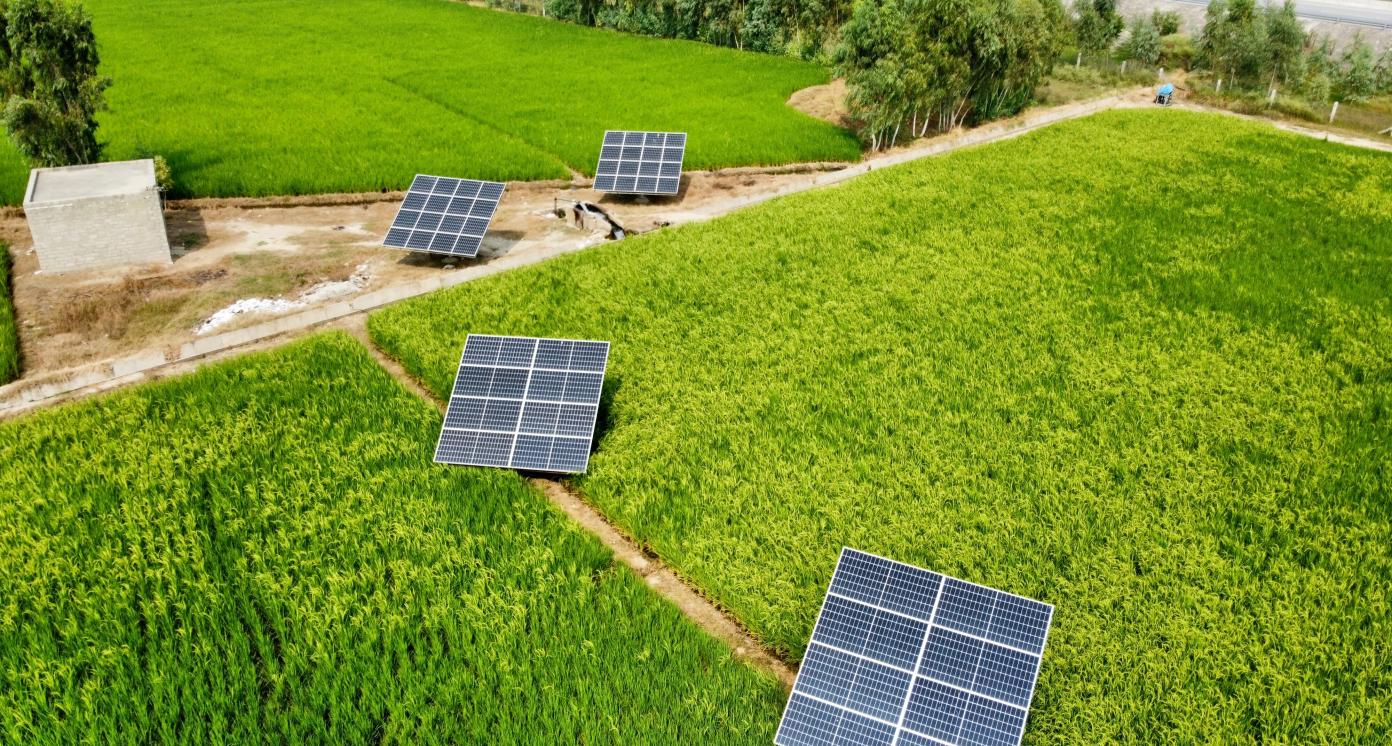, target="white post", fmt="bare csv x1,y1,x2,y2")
1076,51,1082,68
1121,60,1128,74
1158,67,1165,79
1329,101,1339,123
1268,88,1277,105
1216,78,1223,93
